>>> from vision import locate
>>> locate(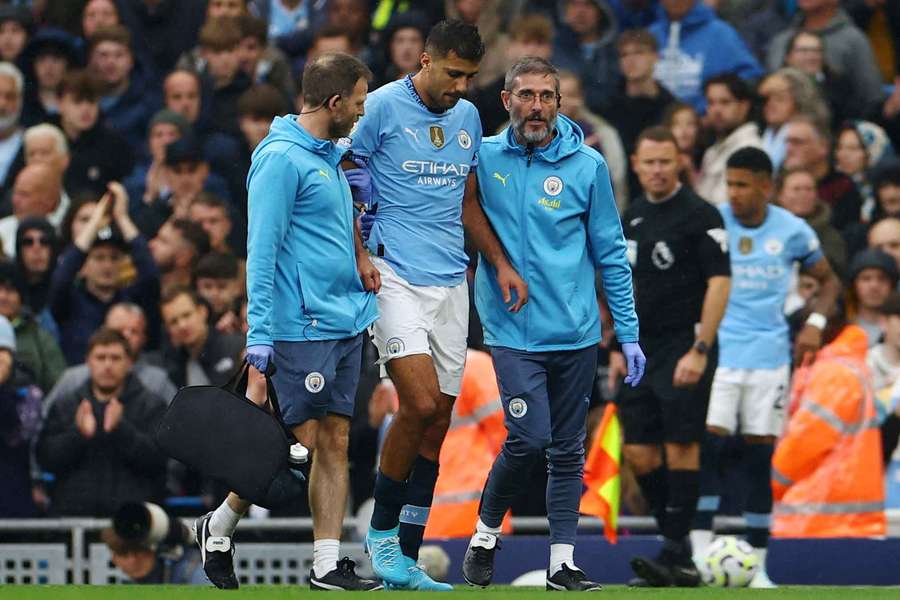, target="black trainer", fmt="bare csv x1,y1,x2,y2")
462,532,499,587
630,549,701,588
194,511,239,589
546,565,602,591
309,557,383,591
